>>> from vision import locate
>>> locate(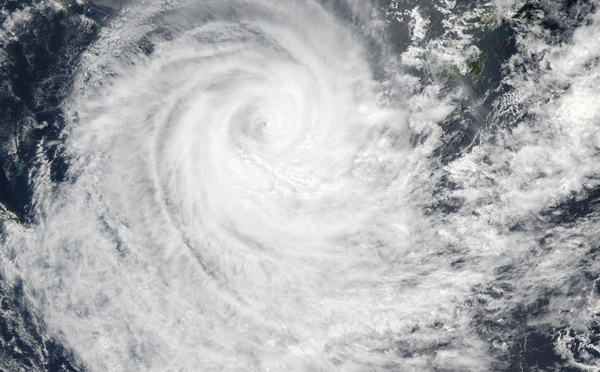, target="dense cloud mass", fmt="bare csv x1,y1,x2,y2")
1,0,600,370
